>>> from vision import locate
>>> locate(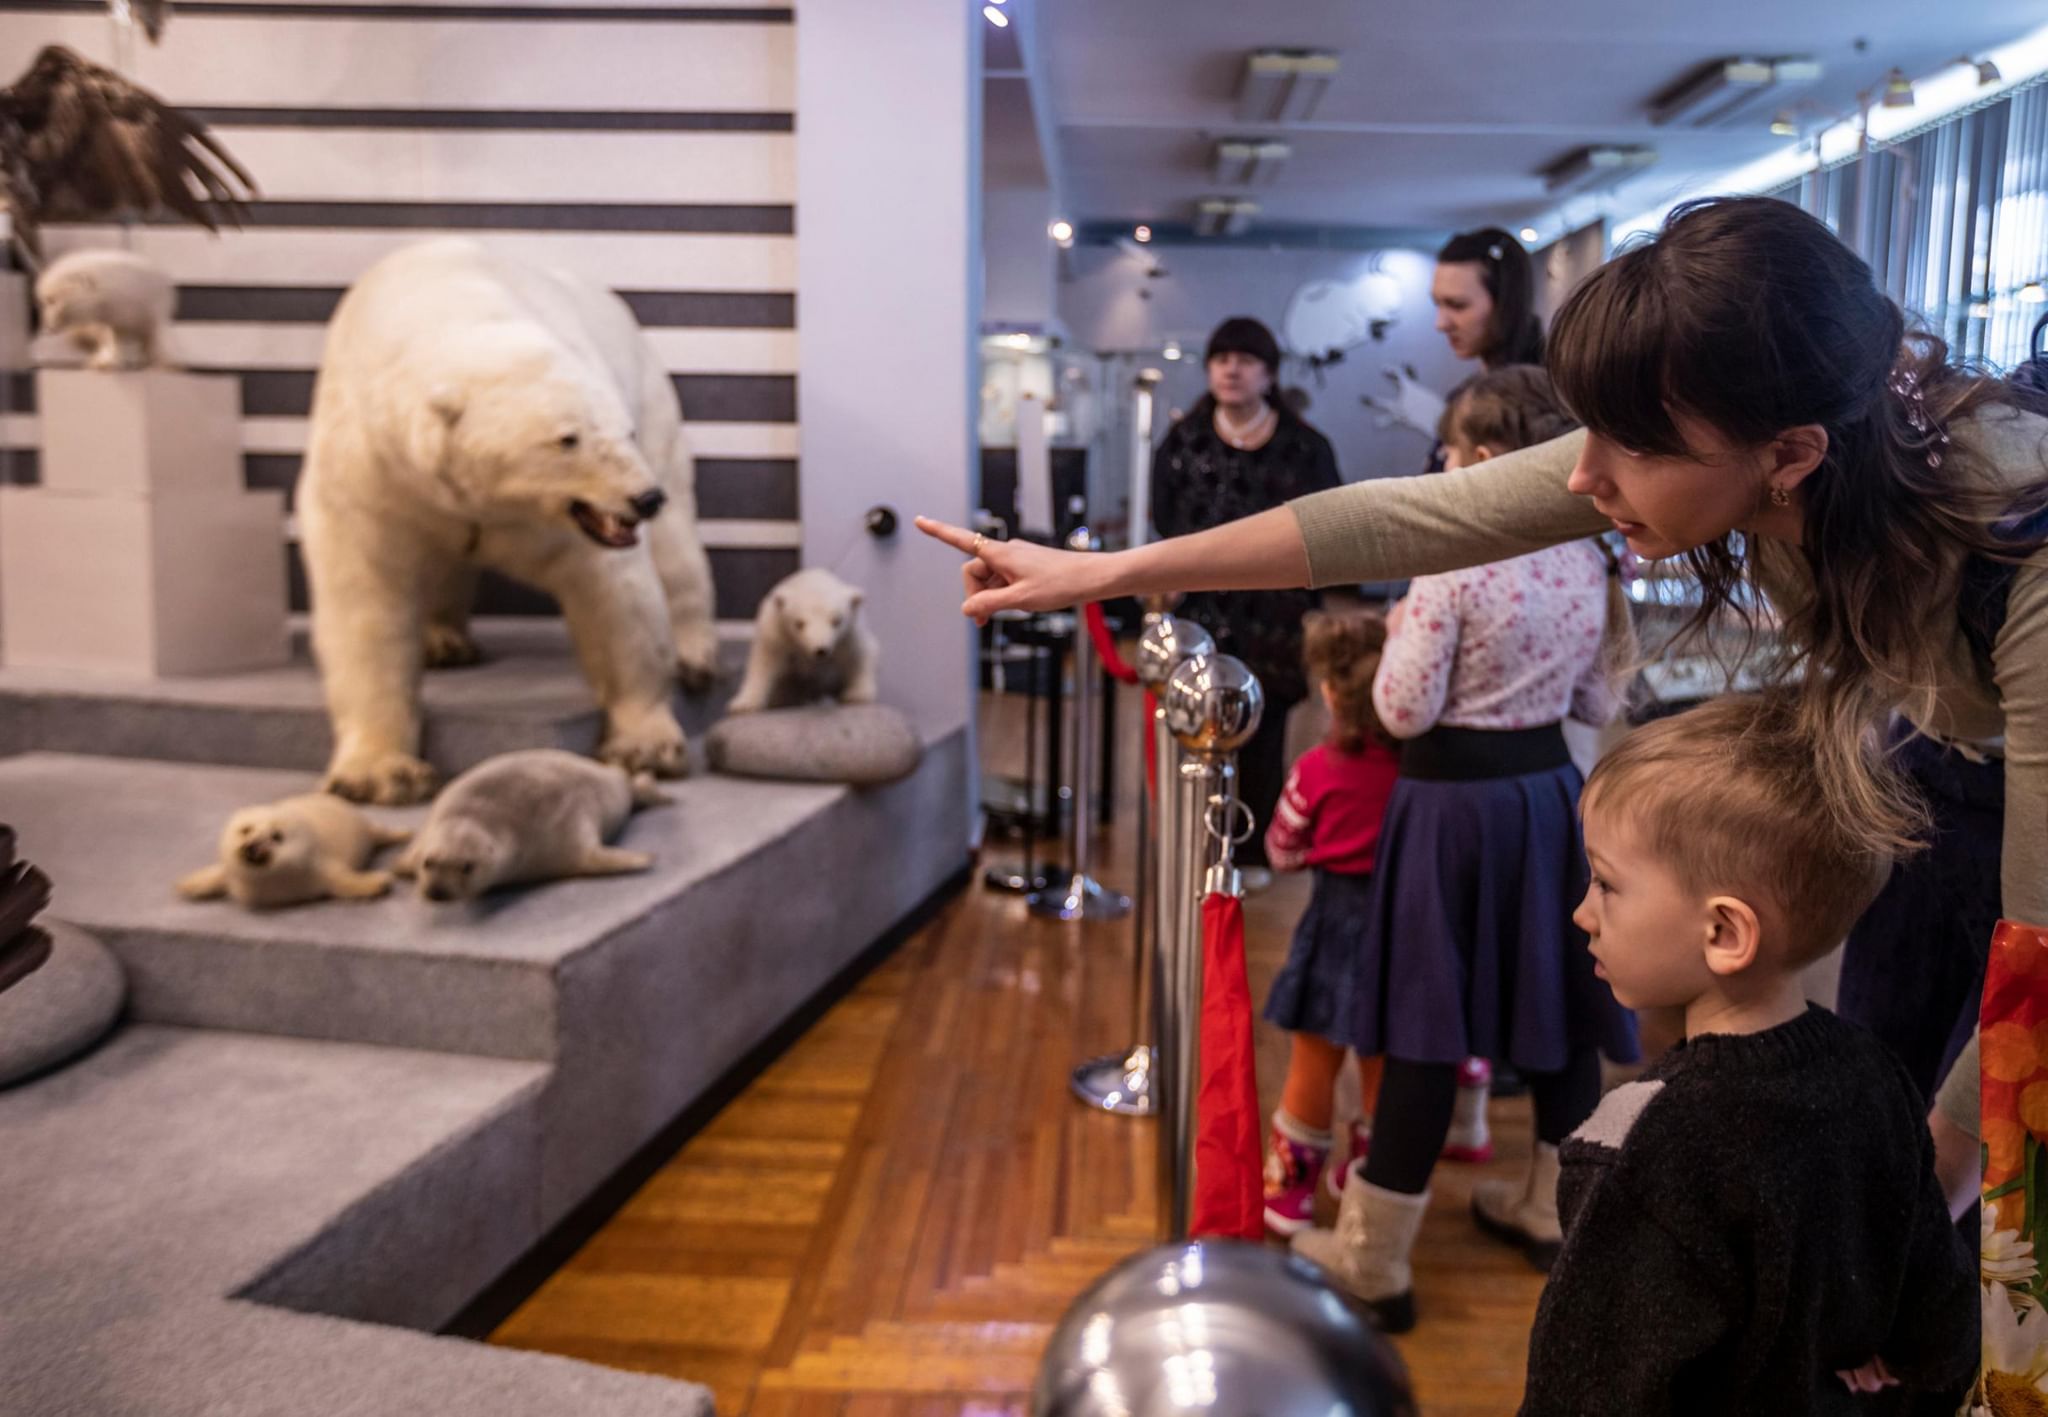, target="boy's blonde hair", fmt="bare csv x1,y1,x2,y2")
1582,693,1899,968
